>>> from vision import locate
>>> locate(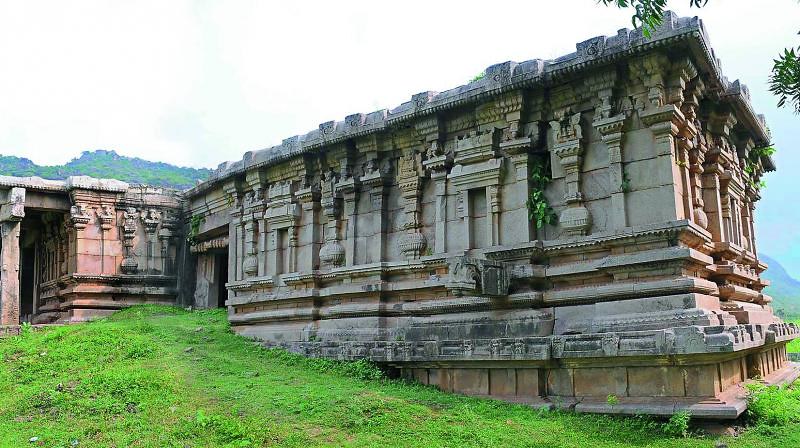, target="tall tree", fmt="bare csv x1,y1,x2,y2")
599,0,800,113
